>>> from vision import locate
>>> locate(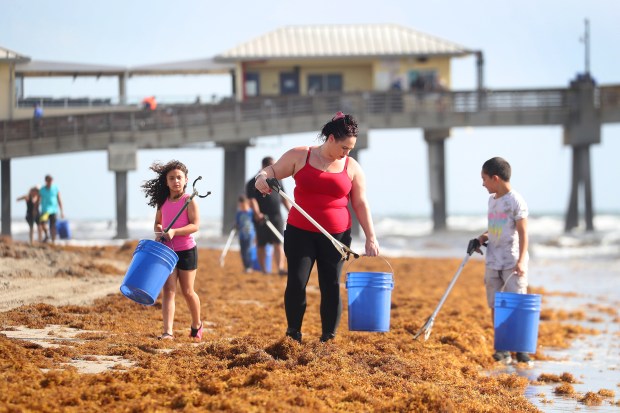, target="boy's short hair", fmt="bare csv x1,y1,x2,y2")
238,194,248,202
482,157,511,182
